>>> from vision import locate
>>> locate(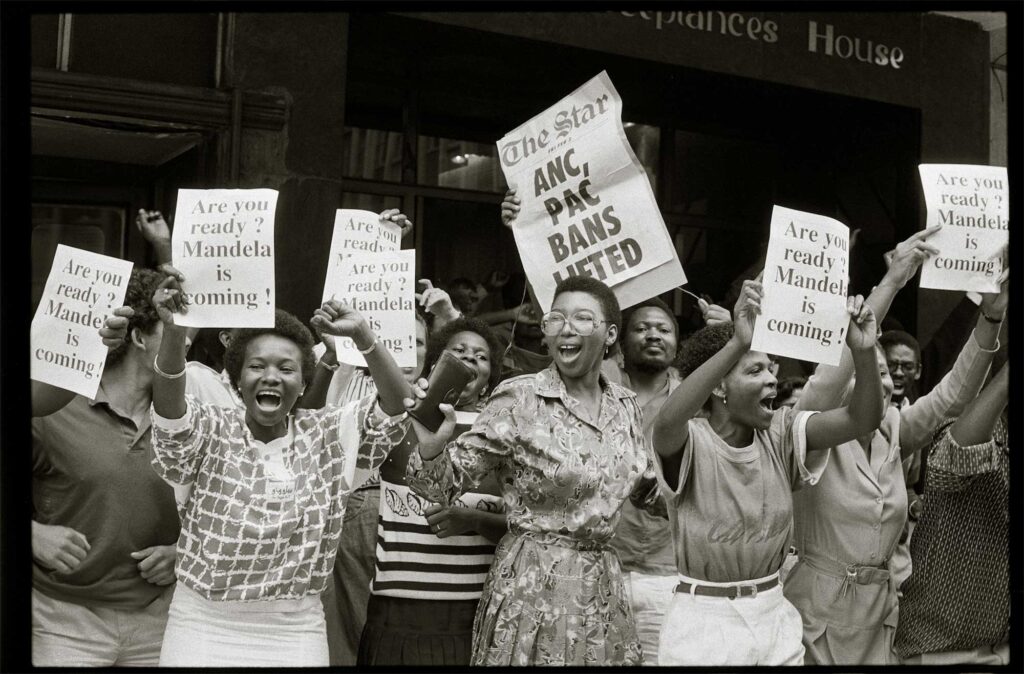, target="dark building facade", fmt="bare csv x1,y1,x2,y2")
29,10,1002,357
